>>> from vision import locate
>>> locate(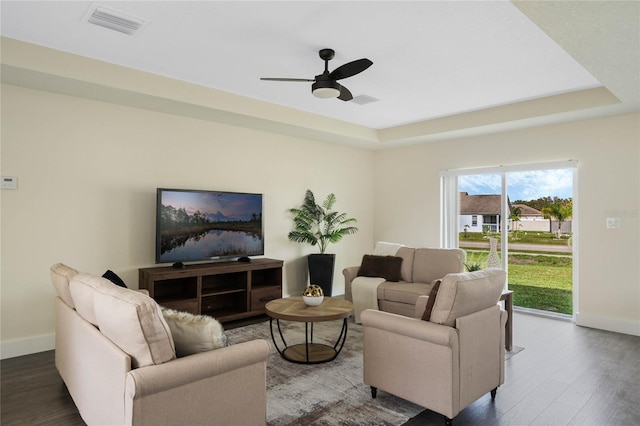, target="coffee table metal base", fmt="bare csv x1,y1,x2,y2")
269,318,348,364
